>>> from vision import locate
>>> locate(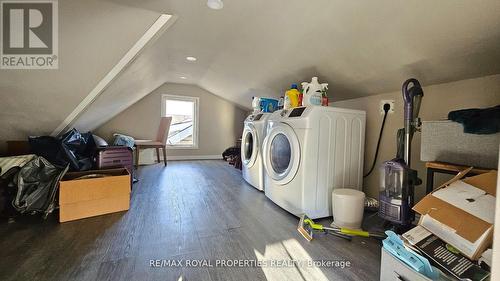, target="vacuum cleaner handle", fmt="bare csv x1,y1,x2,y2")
402,78,420,120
